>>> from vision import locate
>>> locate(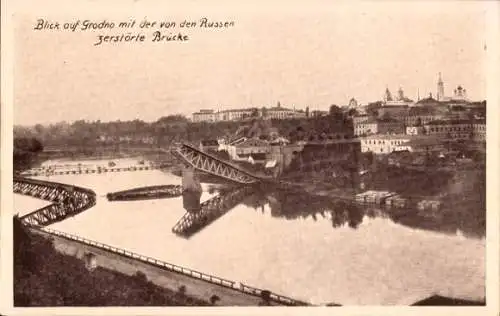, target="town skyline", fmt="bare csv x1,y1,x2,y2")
13,1,488,126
